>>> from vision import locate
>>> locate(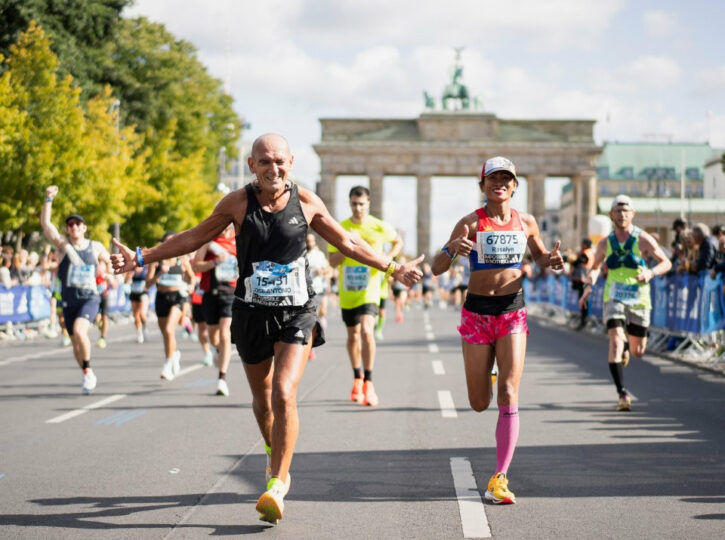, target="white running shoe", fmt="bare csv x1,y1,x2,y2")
202,350,214,366
160,358,175,381
216,379,229,396
61,336,71,347
82,369,97,394
136,330,144,344
256,478,287,524
172,350,181,376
